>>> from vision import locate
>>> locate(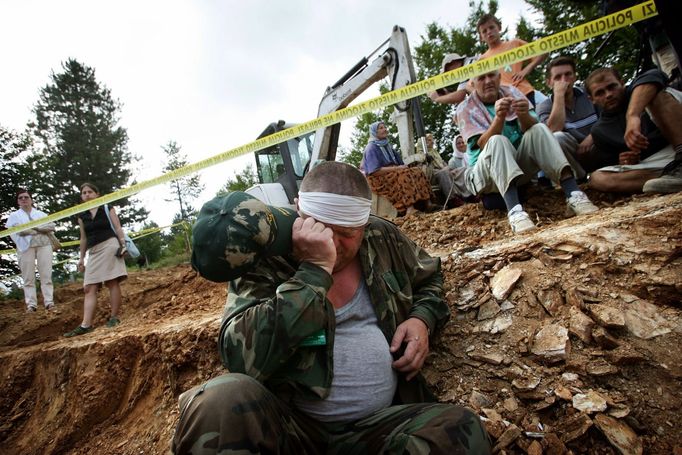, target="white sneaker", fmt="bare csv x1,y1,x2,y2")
508,205,536,234
566,191,598,216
